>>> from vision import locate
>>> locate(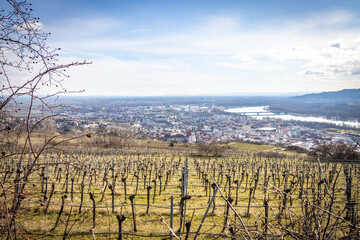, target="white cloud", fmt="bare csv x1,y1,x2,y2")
285,10,355,31
215,62,288,72
301,39,360,81
267,77,280,85
45,10,360,95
